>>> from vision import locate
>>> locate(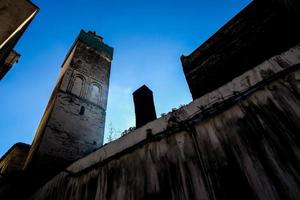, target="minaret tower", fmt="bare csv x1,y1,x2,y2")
24,30,113,174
